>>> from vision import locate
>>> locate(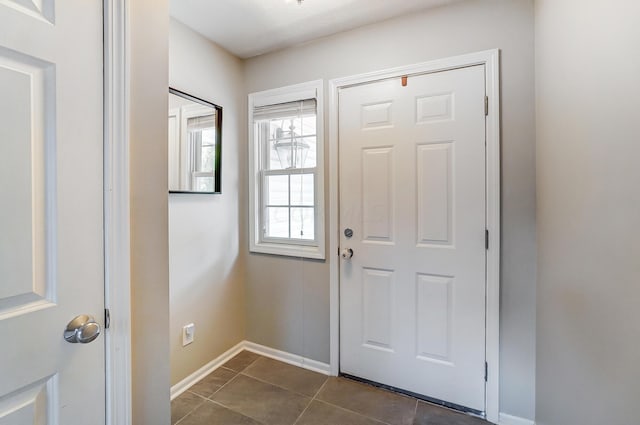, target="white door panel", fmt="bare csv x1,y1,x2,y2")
339,66,486,411
0,1,105,424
